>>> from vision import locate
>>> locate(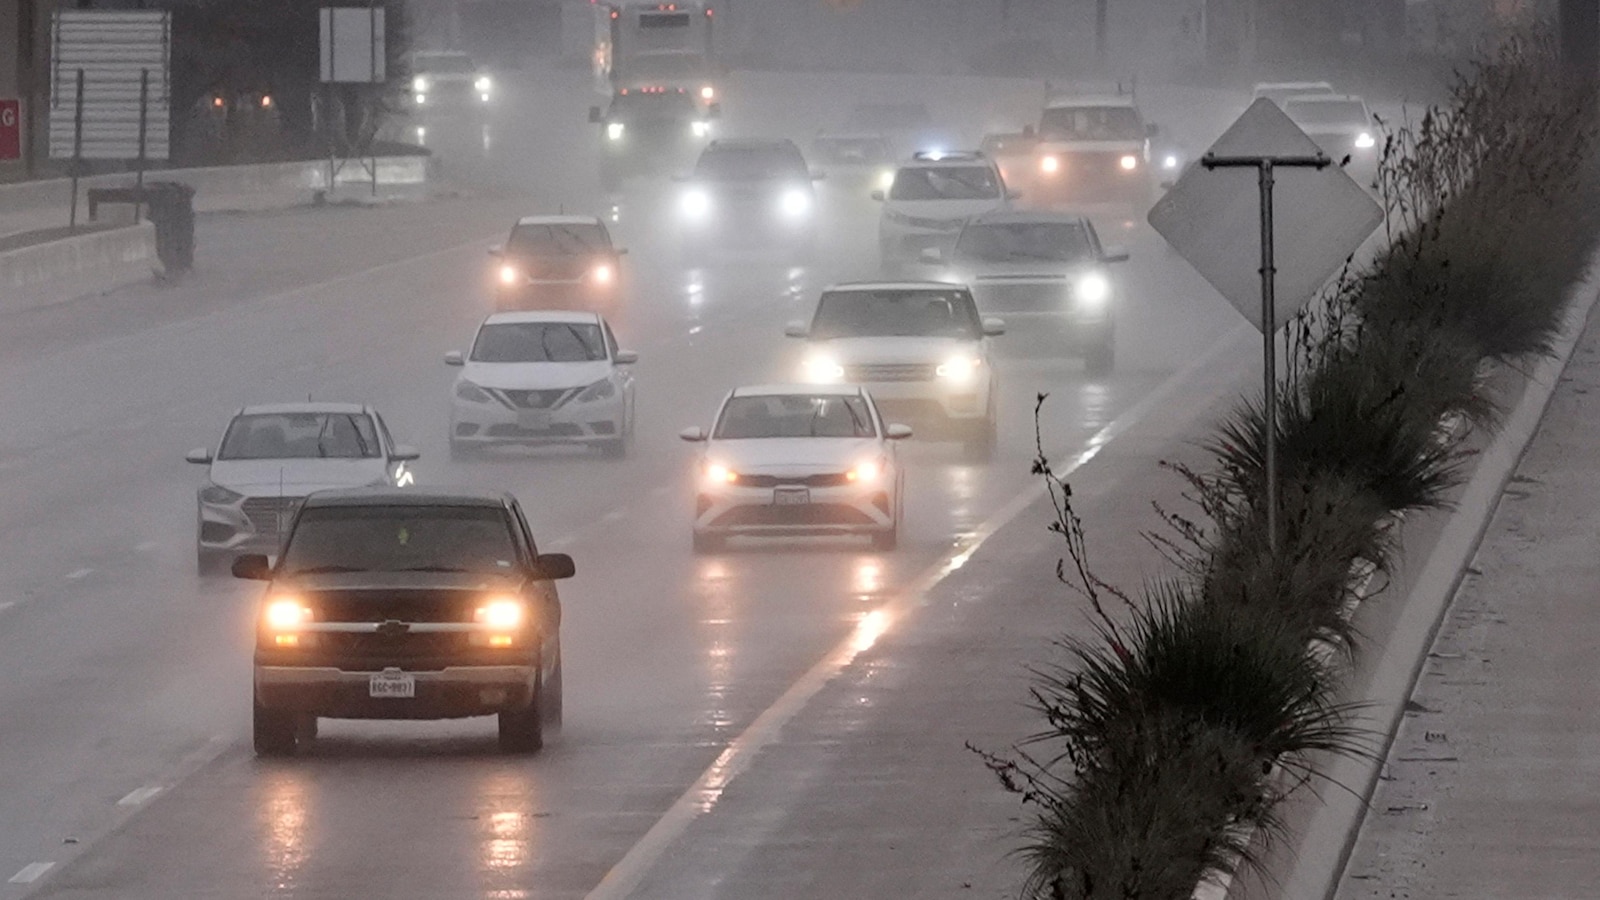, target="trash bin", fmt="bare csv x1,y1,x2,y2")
84,181,195,275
